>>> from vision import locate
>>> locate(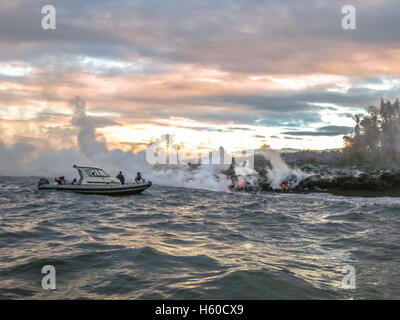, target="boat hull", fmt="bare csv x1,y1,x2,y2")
38,181,152,196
